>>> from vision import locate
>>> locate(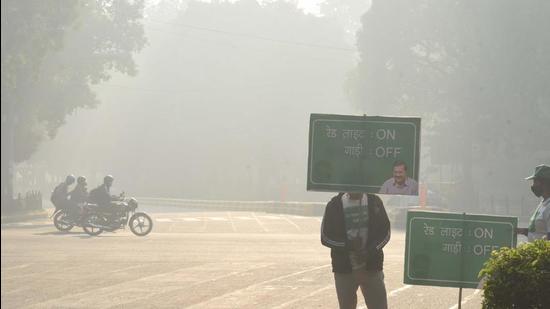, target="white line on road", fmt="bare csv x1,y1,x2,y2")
448,289,481,309
388,284,413,297
107,264,145,275
185,264,331,308
280,215,301,232
227,212,237,232
271,284,333,308
103,263,275,309
1,263,32,271
251,212,269,233
200,212,208,232
357,285,413,309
